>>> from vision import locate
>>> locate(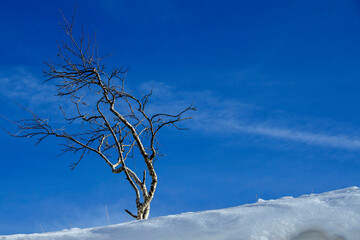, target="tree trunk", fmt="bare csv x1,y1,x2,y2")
137,205,150,220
